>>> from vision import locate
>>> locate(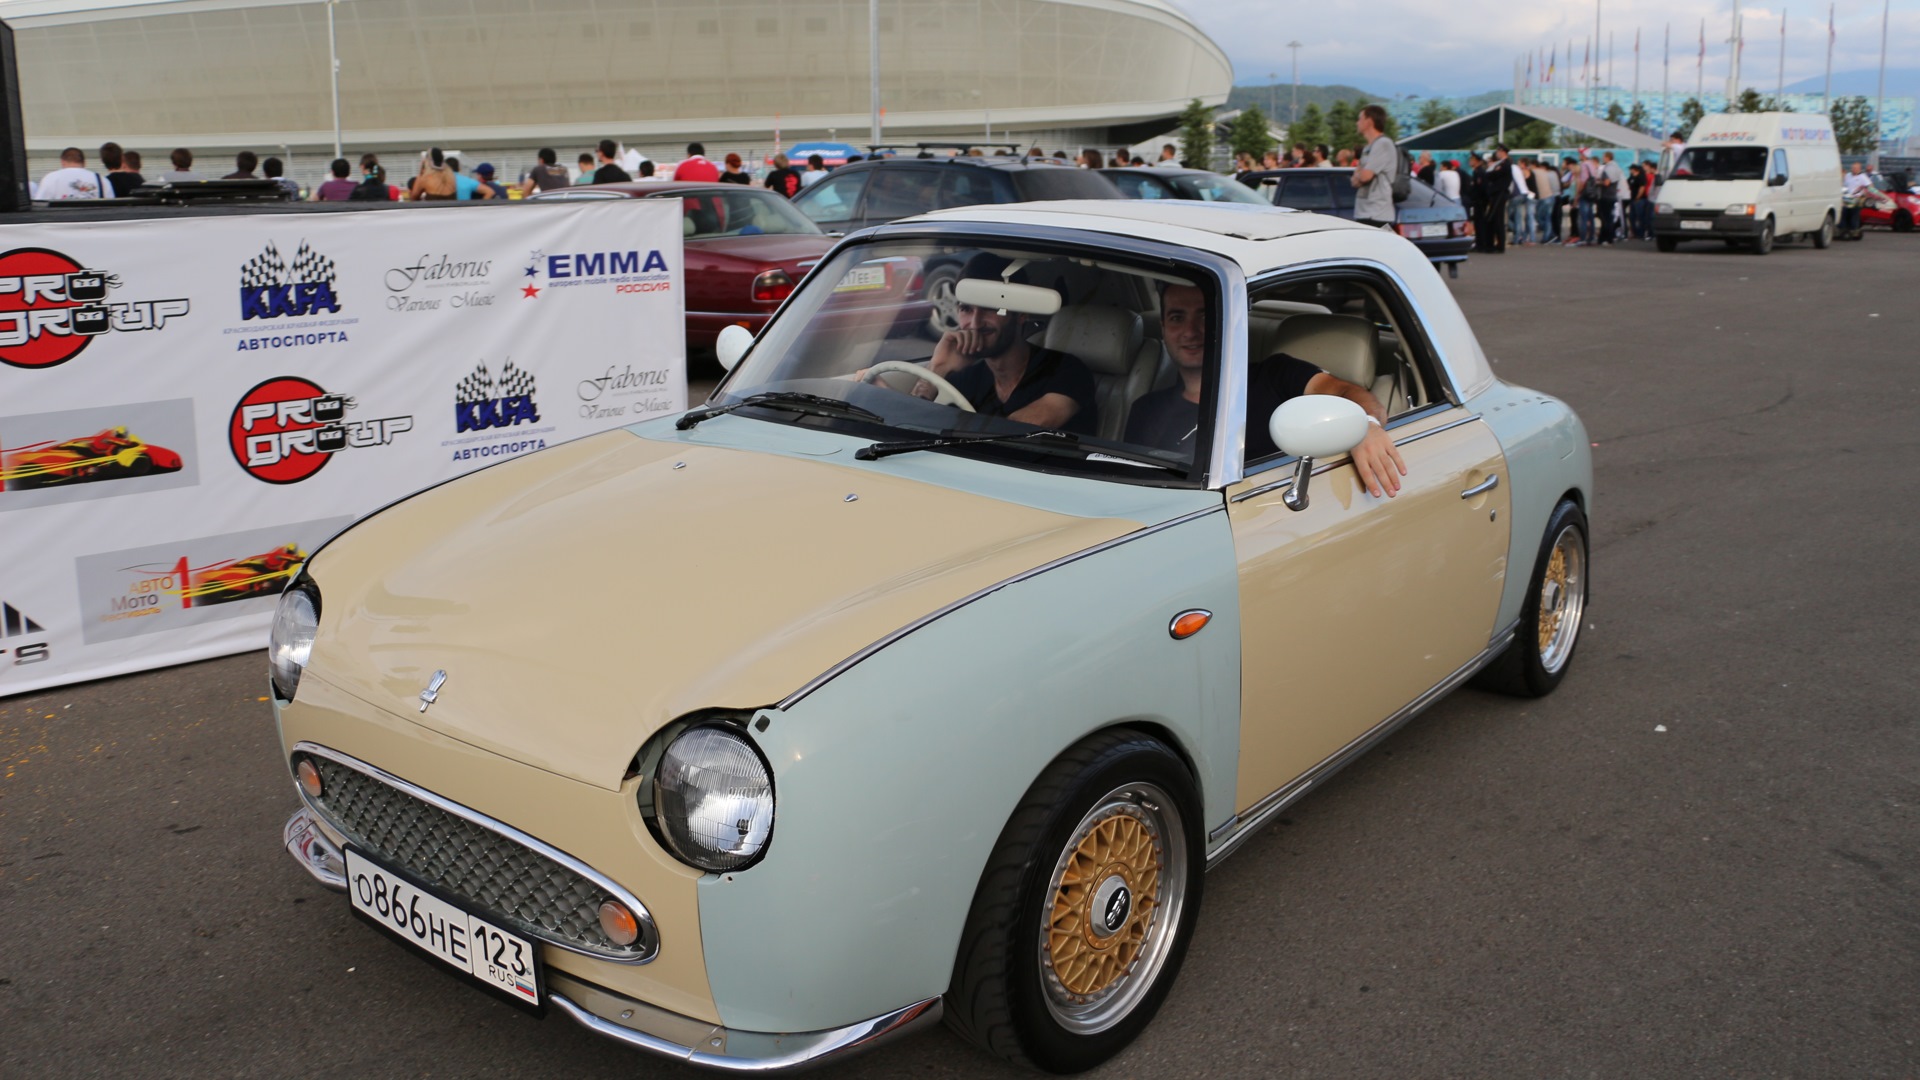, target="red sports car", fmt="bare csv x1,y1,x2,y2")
1861,172,1918,232
186,543,308,606
531,182,844,352
1,427,183,490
